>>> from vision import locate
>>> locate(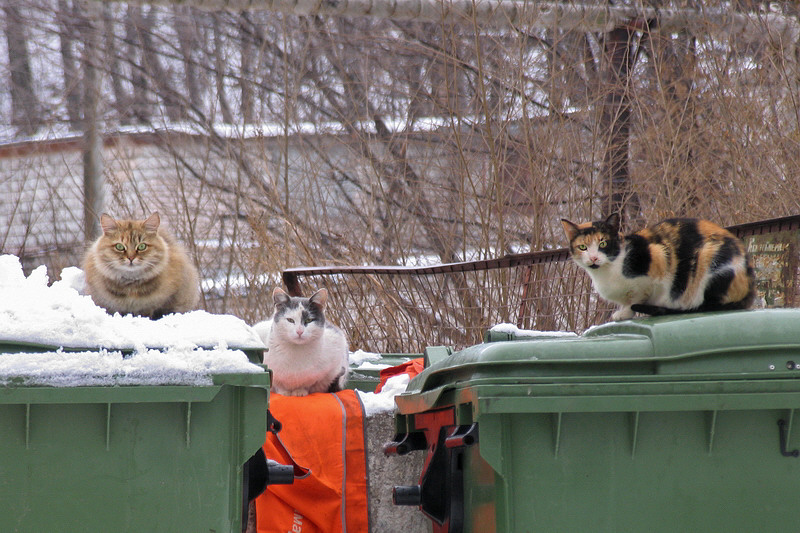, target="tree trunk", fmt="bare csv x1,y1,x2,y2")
80,1,104,242
139,7,185,122
103,3,131,124
599,26,639,223
212,13,234,123
174,6,202,106
126,5,151,123
239,13,256,124
57,0,82,130
4,2,40,135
